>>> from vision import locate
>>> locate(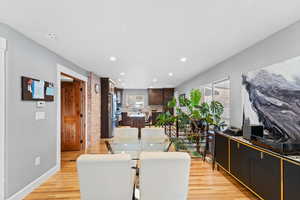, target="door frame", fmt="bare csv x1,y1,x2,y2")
56,64,88,167
0,37,7,200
